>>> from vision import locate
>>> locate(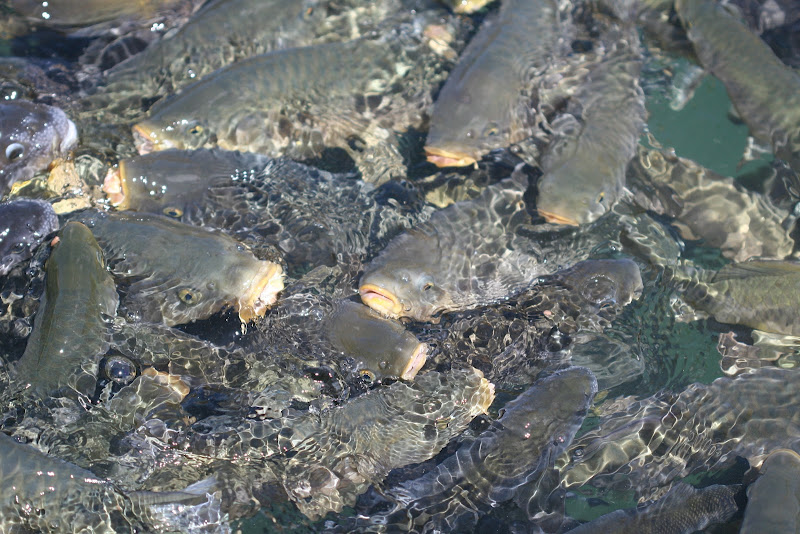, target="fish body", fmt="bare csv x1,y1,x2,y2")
0,100,77,196
680,260,800,335
9,0,187,27
384,367,596,531
74,211,283,326
741,449,800,533
425,0,564,167
676,0,800,170
537,28,646,225
555,258,643,309
359,173,547,321
14,221,118,397
0,198,59,276
565,483,741,534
